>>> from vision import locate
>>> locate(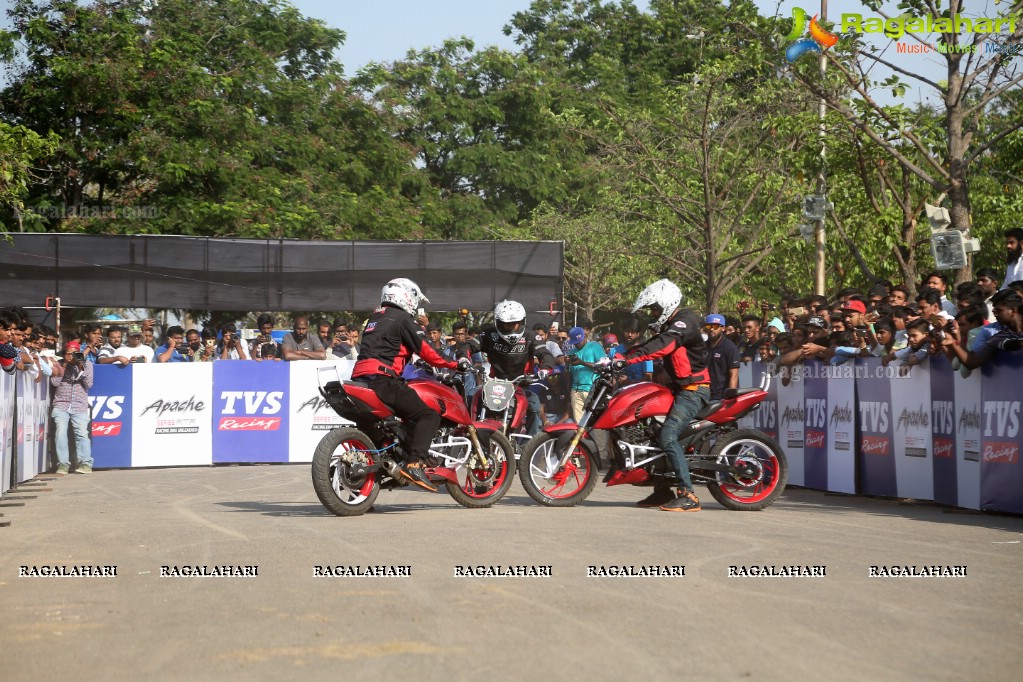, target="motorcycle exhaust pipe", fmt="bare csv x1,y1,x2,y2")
381,459,403,480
